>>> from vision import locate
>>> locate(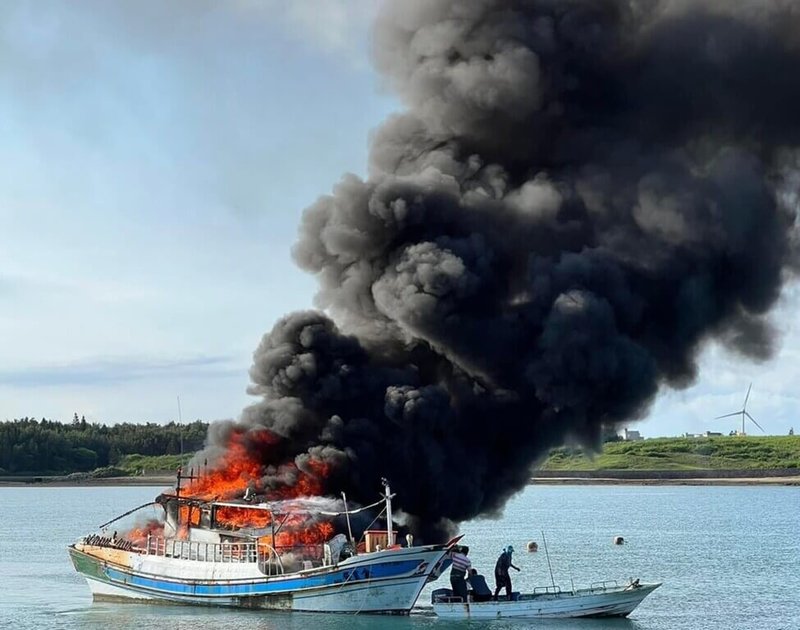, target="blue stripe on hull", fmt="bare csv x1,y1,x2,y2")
71,544,448,612
104,558,424,598
89,574,427,611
